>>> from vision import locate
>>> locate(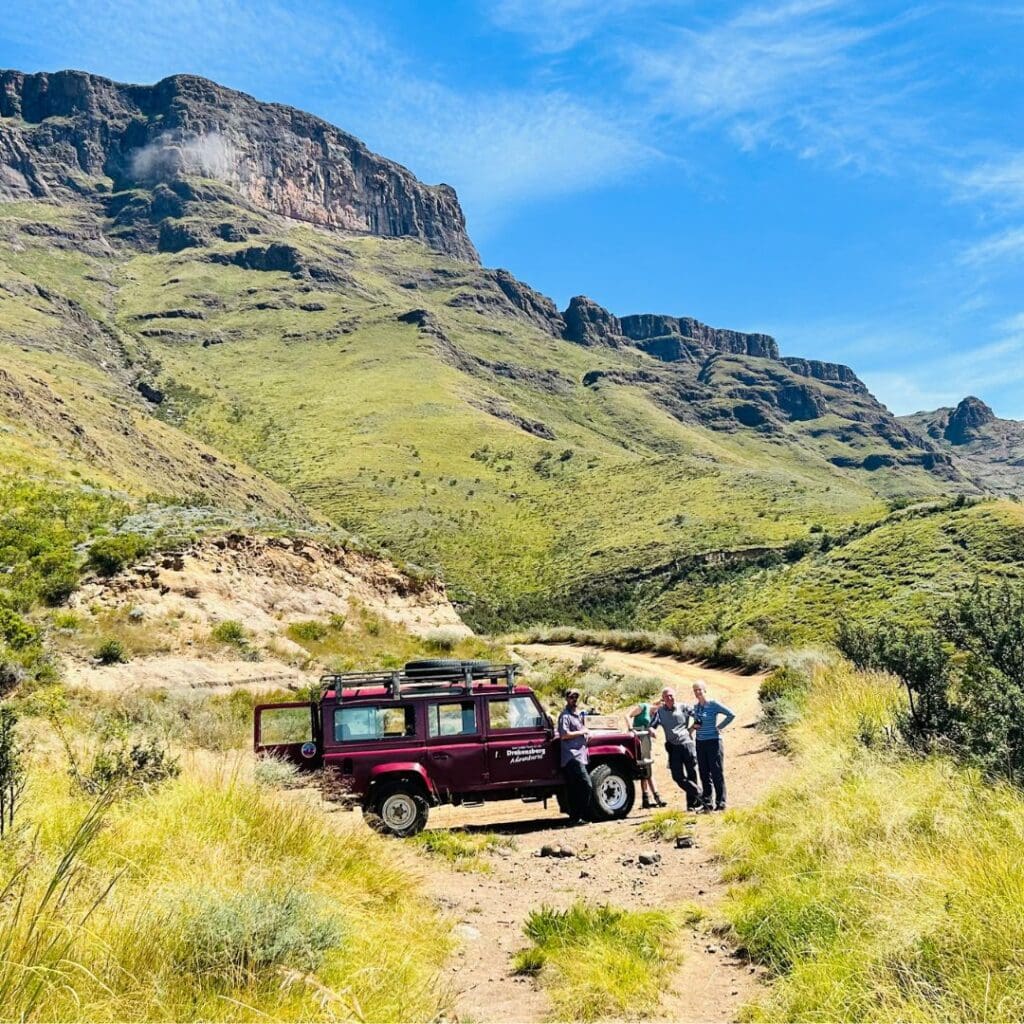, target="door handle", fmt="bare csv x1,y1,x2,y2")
431,752,451,760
